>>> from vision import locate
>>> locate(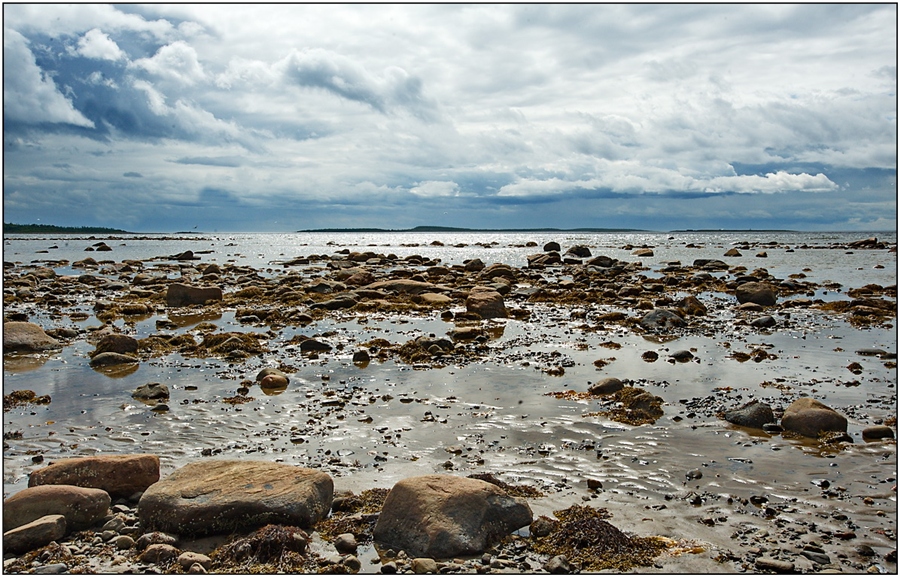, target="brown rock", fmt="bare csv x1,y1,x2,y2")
3,514,67,554
92,333,139,356
588,378,624,396
166,283,223,307
138,460,333,536
373,474,532,558
28,454,160,499
3,321,62,353
140,543,181,564
465,288,507,319
735,282,777,306
781,398,848,438
4,485,110,532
